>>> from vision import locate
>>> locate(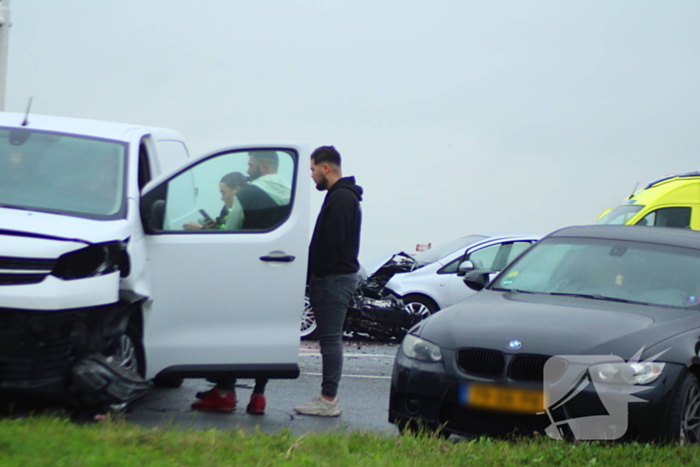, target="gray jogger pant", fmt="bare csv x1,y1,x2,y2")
308,273,359,398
